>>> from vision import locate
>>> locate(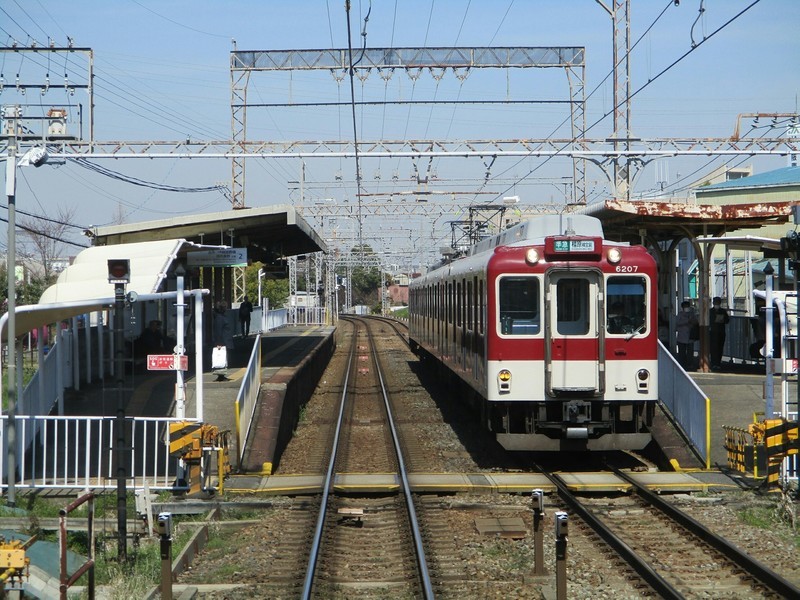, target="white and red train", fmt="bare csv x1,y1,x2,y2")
408,214,658,451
